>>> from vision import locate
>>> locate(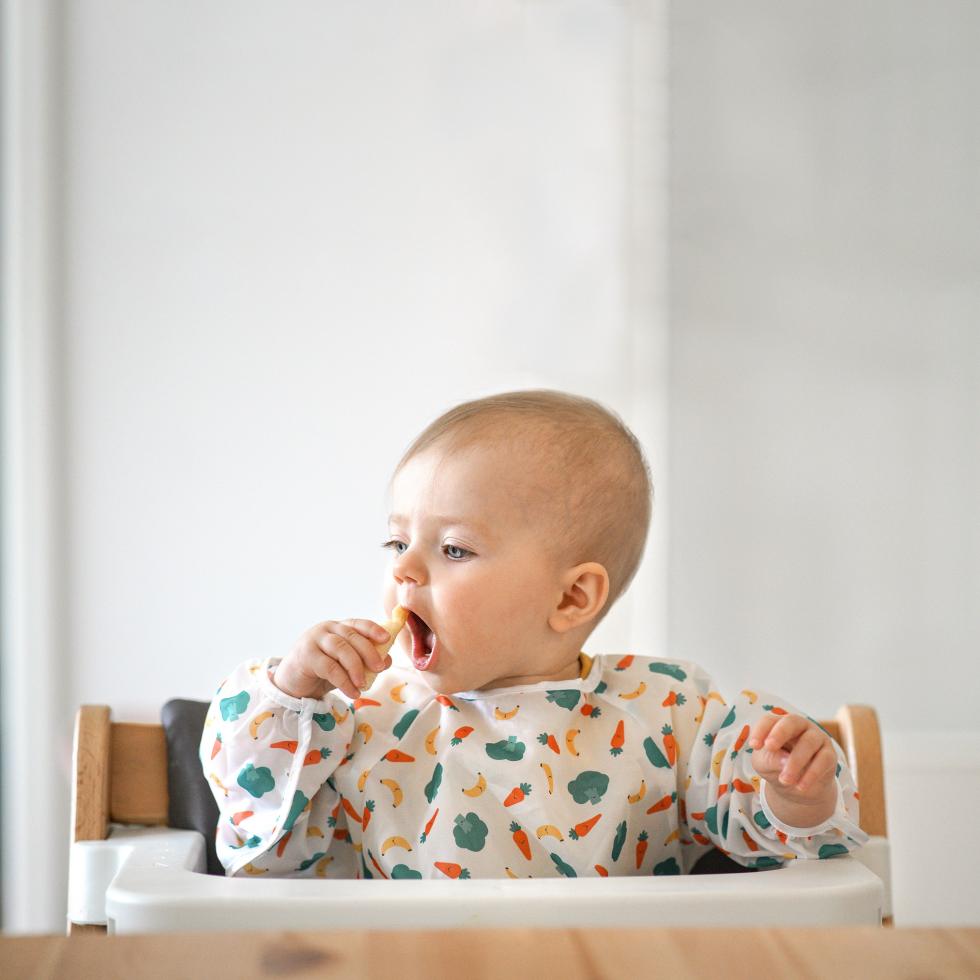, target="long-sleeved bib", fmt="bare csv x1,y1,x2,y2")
199,652,869,879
